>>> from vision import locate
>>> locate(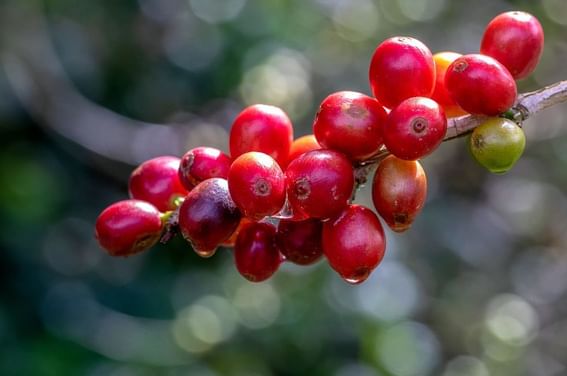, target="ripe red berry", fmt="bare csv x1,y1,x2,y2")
384,97,447,160
369,36,435,109
372,155,427,232
228,152,286,220
431,52,467,118
446,54,517,116
129,156,188,212
277,218,323,265
178,178,241,257
230,104,294,168
178,147,231,191
95,200,163,257
285,150,354,220
286,134,321,168
234,222,282,282
313,91,387,161
323,204,386,284
480,11,544,80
